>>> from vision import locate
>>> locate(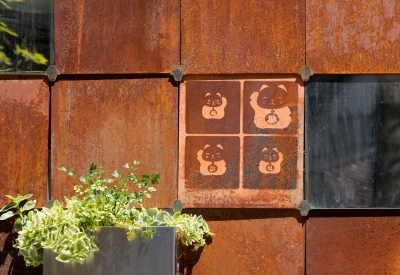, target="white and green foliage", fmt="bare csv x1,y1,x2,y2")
164,212,211,249
0,193,36,230
13,201,98,267
0,162,212,267
127,208,211,250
